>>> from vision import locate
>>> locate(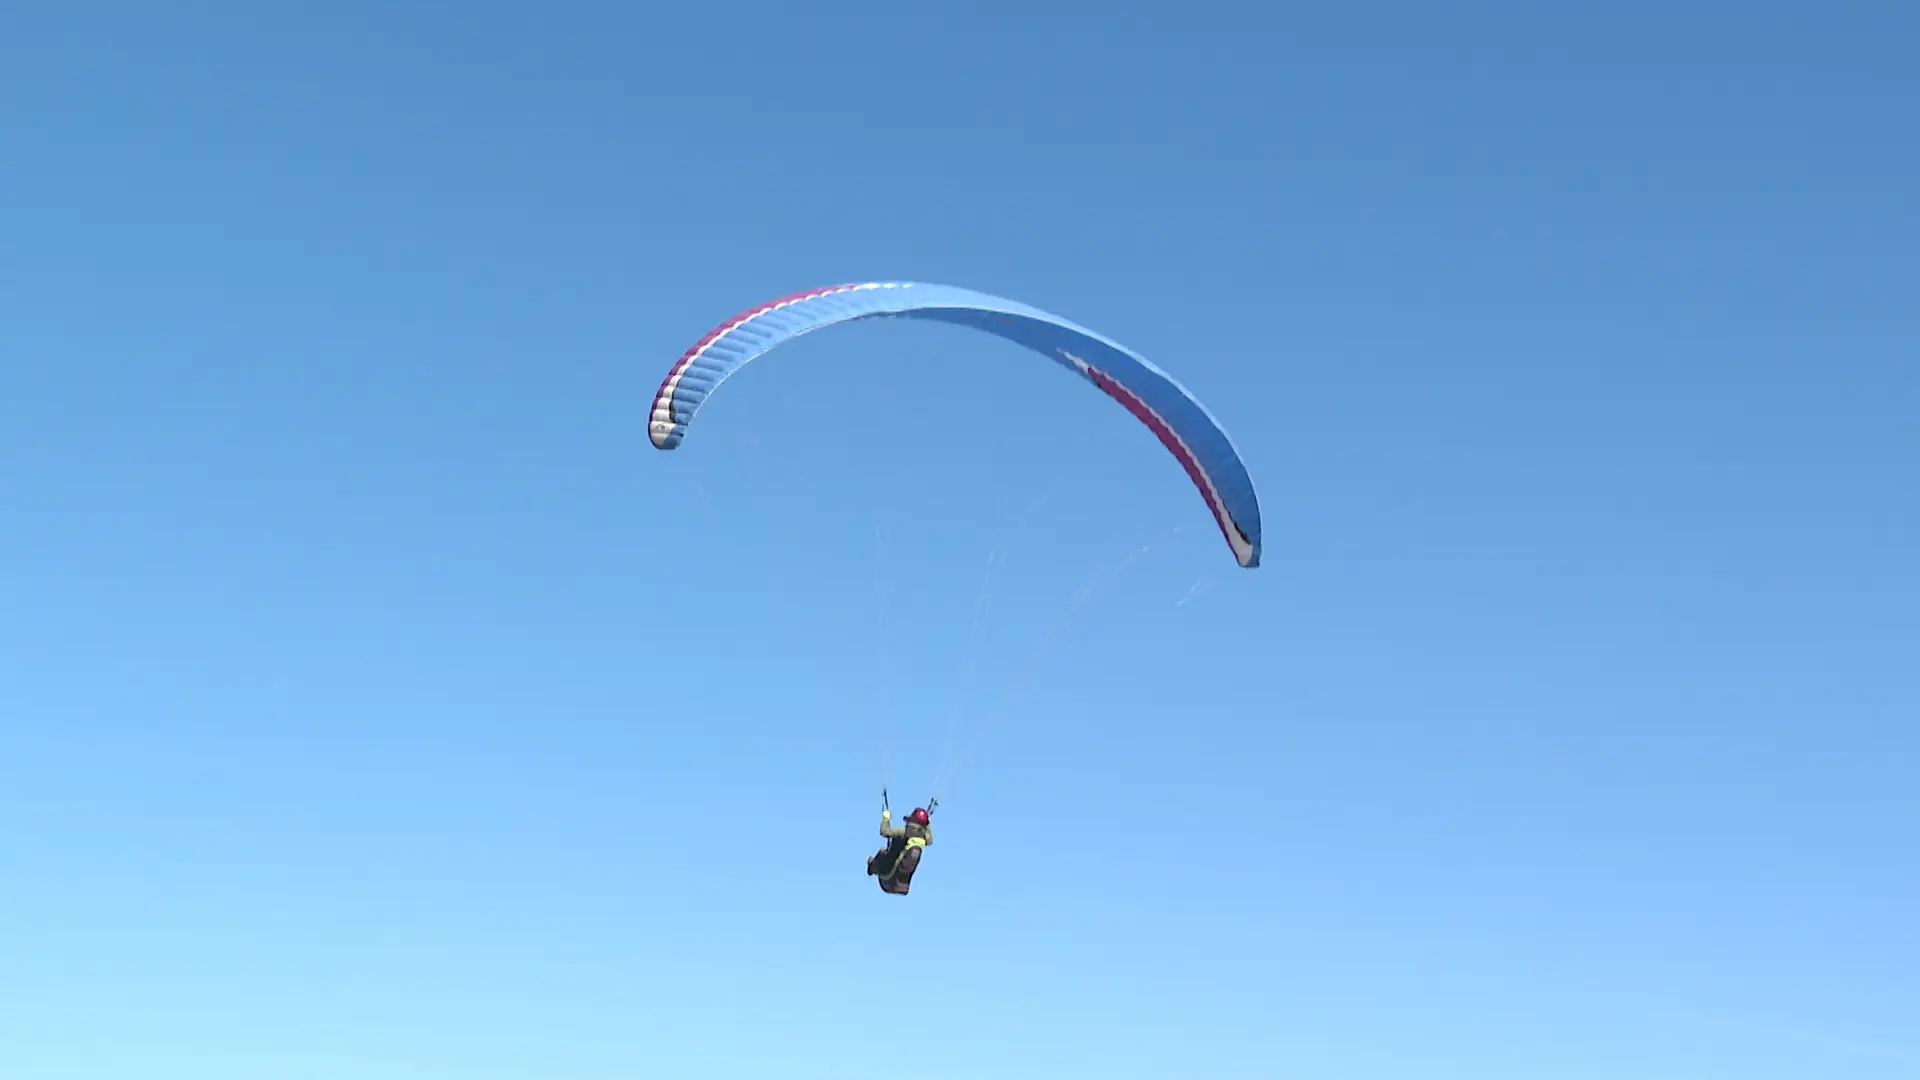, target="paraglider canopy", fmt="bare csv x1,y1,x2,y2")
649,281,1264,569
